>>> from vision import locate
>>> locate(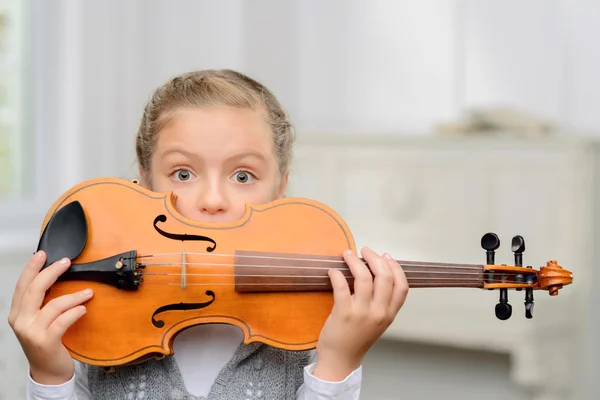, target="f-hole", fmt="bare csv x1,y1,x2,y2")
153,215,217,252
151,290,216,328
